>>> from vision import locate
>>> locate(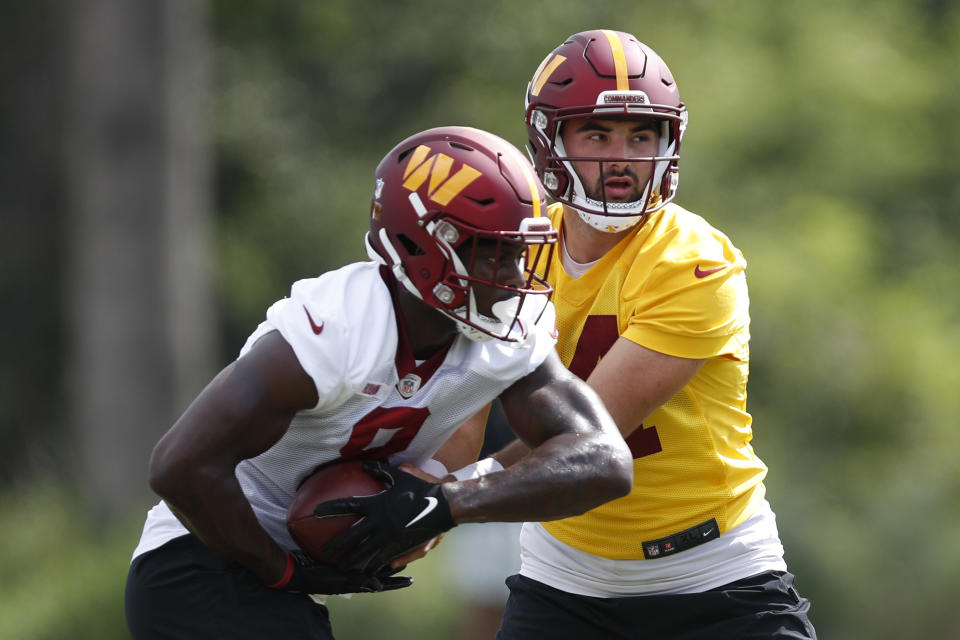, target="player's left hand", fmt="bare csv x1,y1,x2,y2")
313,460,456,572
270,550,413,595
